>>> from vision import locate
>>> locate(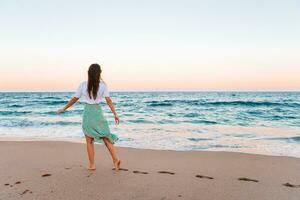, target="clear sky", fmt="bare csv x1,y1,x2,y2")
0,0,299,91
